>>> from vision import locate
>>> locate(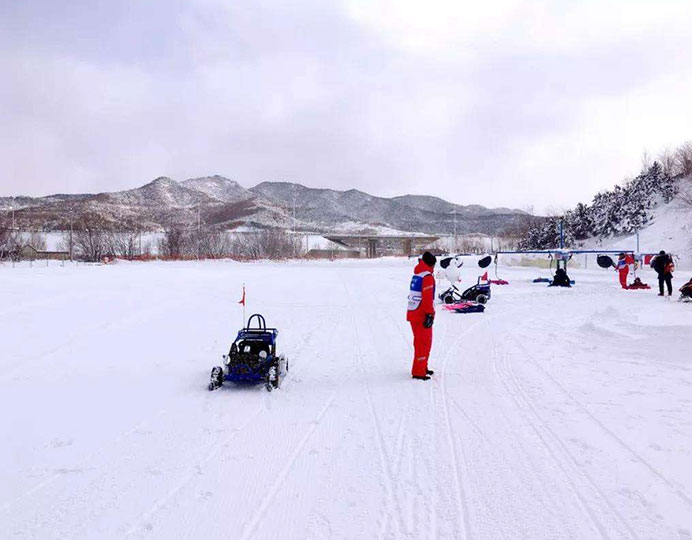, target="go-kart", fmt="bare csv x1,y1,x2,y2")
208,314,288,392
439,276,491,305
